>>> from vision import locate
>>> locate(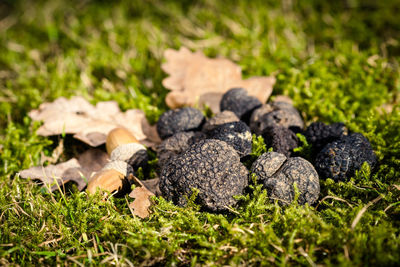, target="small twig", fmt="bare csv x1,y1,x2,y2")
384,201,400,213
316,195,353,209
351,195,383,230
298,247,317,267
38,237,63,247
